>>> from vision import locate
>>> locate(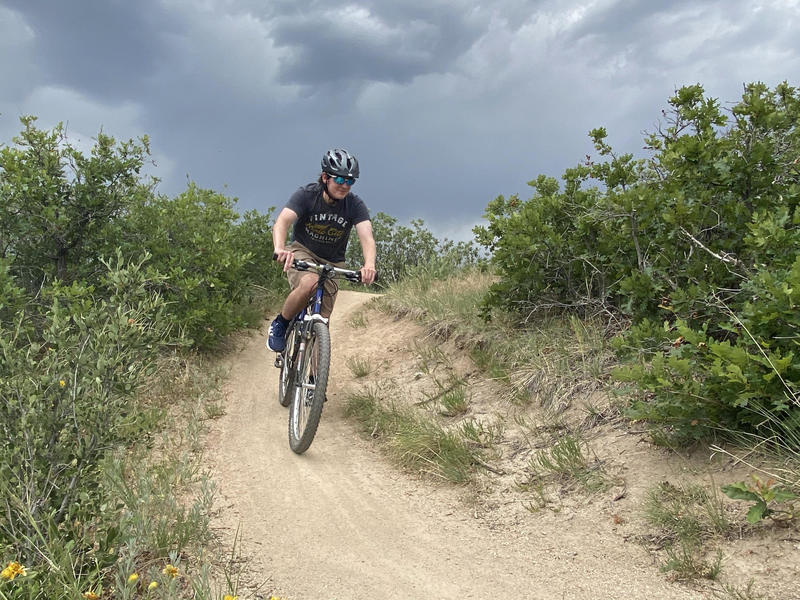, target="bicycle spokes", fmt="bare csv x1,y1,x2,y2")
287,321,330,454
292,333,317,435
